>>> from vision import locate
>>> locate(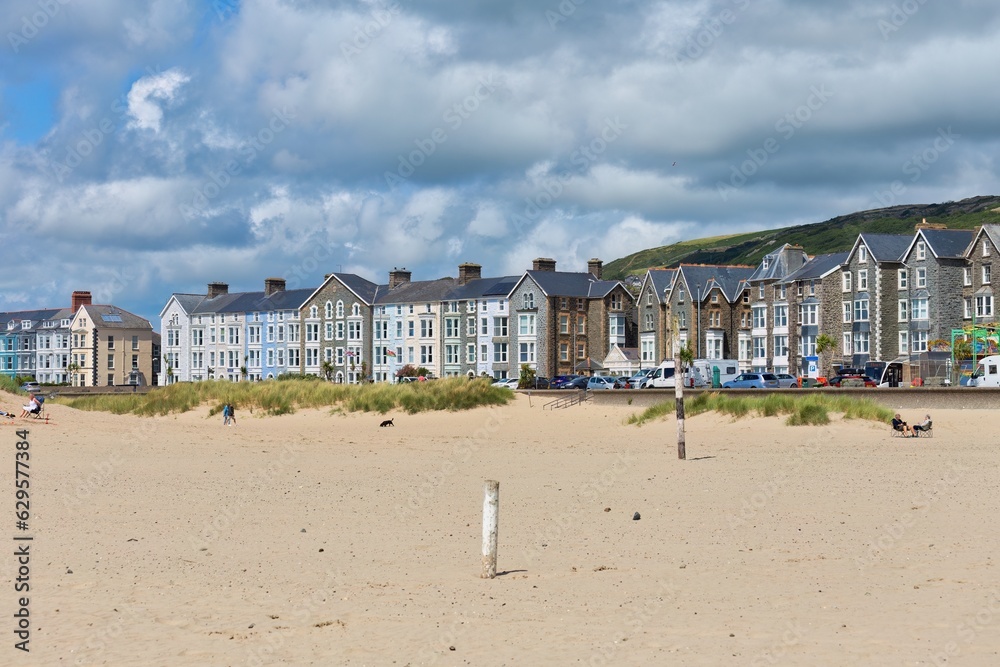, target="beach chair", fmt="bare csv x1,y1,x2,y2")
913,420,933,438
29,396,45,420
890,422,907,438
